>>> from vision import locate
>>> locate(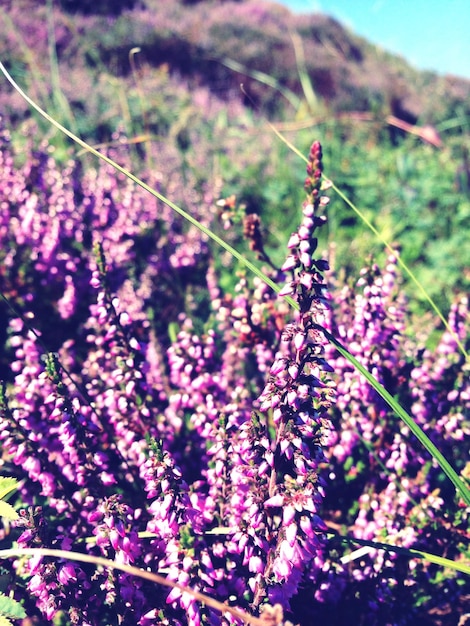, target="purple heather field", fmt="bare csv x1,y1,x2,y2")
0,1,469,625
